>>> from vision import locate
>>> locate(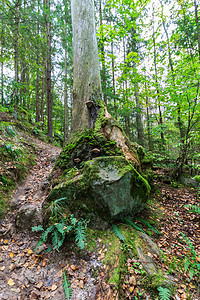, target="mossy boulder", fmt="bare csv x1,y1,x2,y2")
48,156,150,223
